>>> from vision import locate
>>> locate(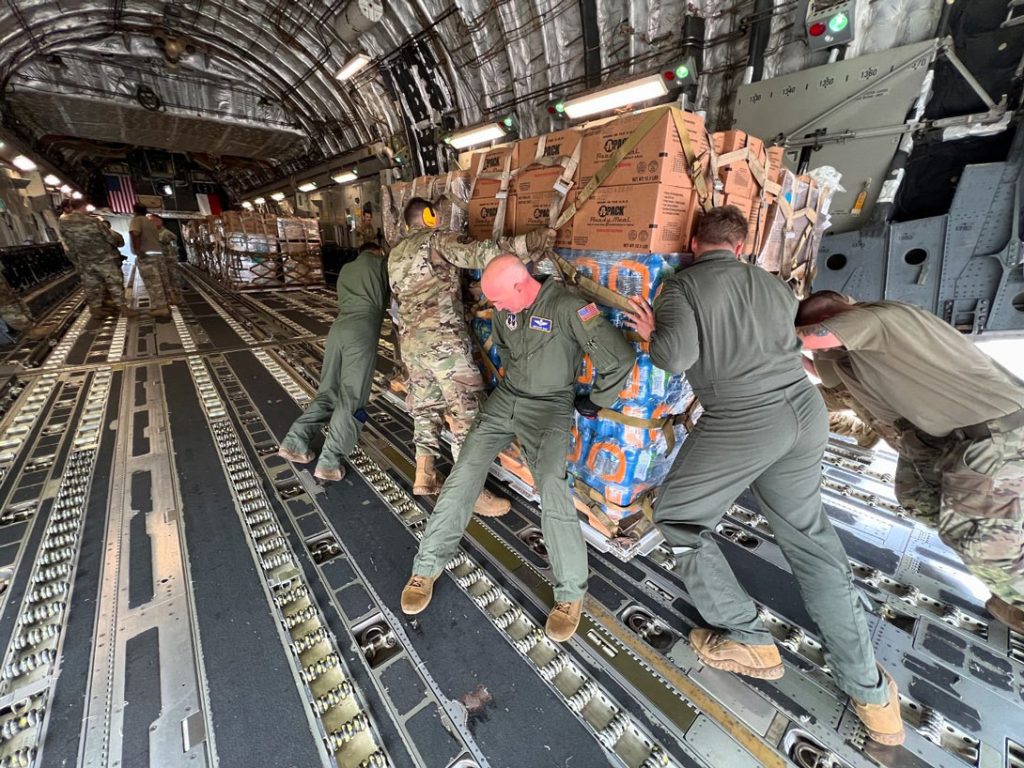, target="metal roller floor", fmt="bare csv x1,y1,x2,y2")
0,265,1019,768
